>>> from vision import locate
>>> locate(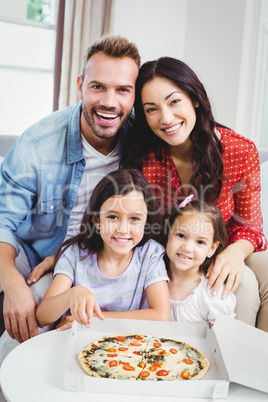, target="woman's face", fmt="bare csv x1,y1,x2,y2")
141,76,198,147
